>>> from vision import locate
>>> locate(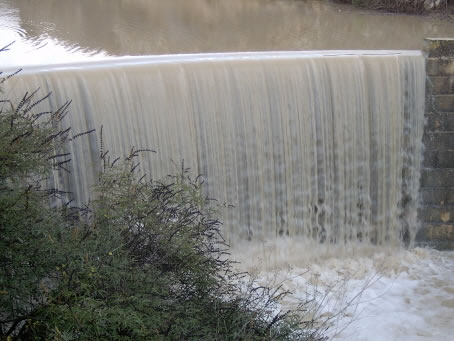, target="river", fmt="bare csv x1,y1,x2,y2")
1,0,454,66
